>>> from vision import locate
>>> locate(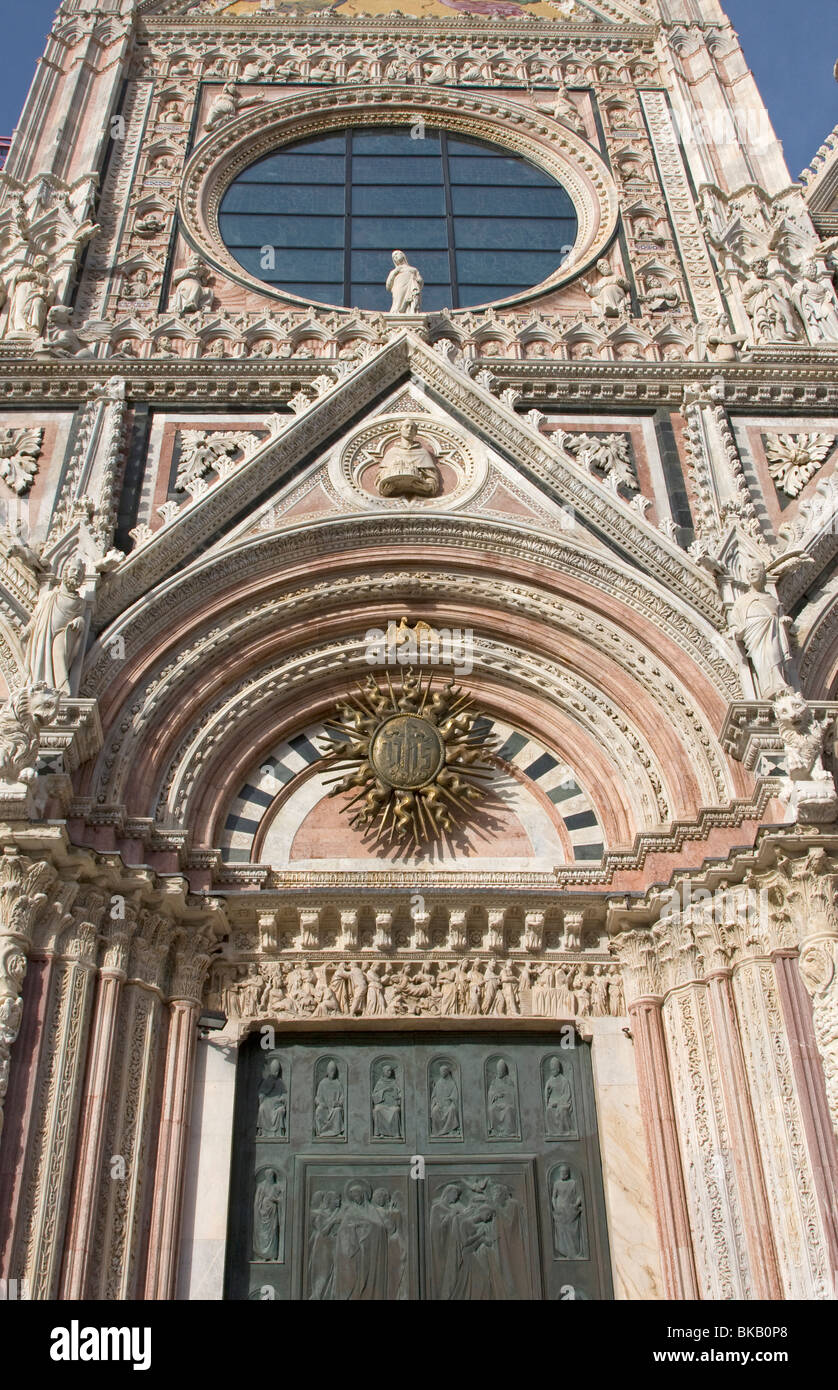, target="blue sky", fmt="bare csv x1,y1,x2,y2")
0,0,835,177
